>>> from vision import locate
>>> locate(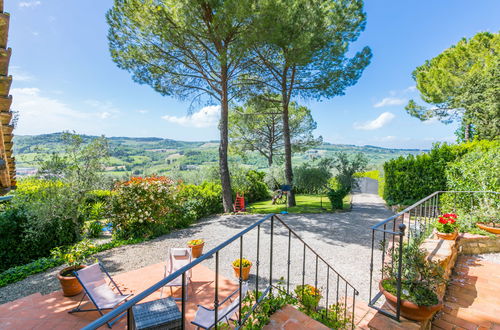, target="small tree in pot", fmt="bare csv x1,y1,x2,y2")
51,239,94,296
380,235,446,321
